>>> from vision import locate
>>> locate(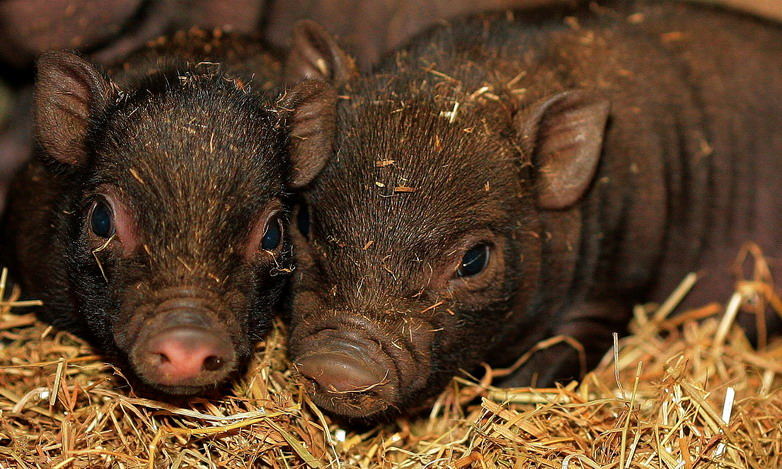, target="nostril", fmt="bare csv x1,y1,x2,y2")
304,376,322,392
202,355,224,371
